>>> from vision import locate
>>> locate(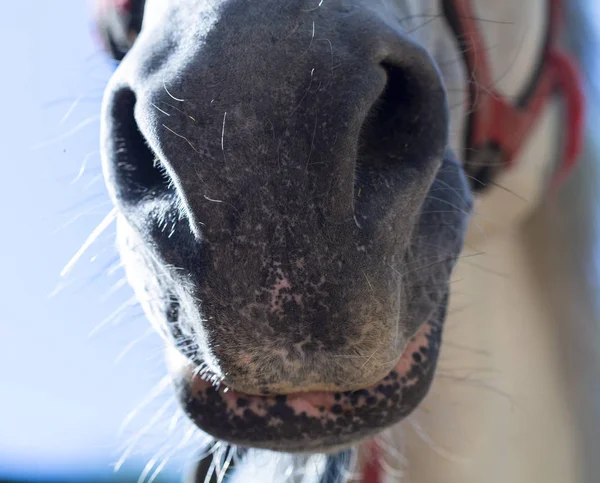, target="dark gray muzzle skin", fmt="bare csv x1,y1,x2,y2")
100,0,472,453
